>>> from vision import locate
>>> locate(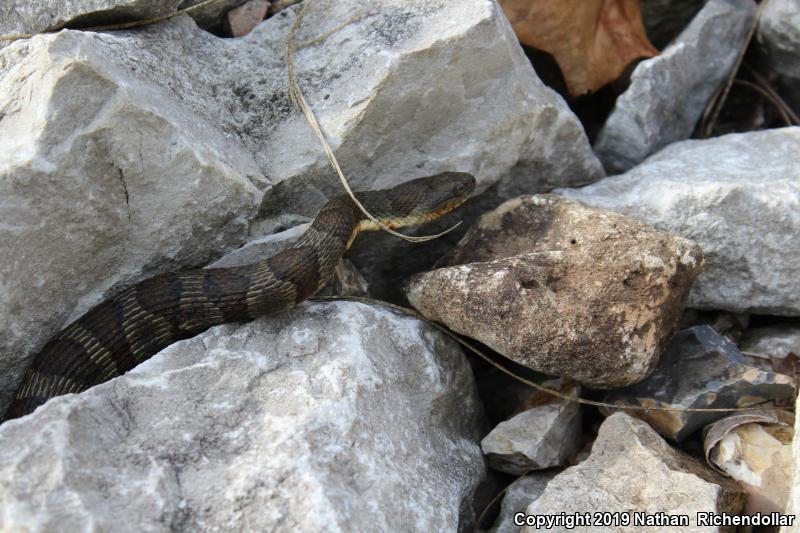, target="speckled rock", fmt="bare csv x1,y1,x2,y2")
559,128,800,315
0,302,486,532
481,383,581,475
522,413,743,533
406,195,703,388
594,0,757,174
605,326,796,442
0,0,601,414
